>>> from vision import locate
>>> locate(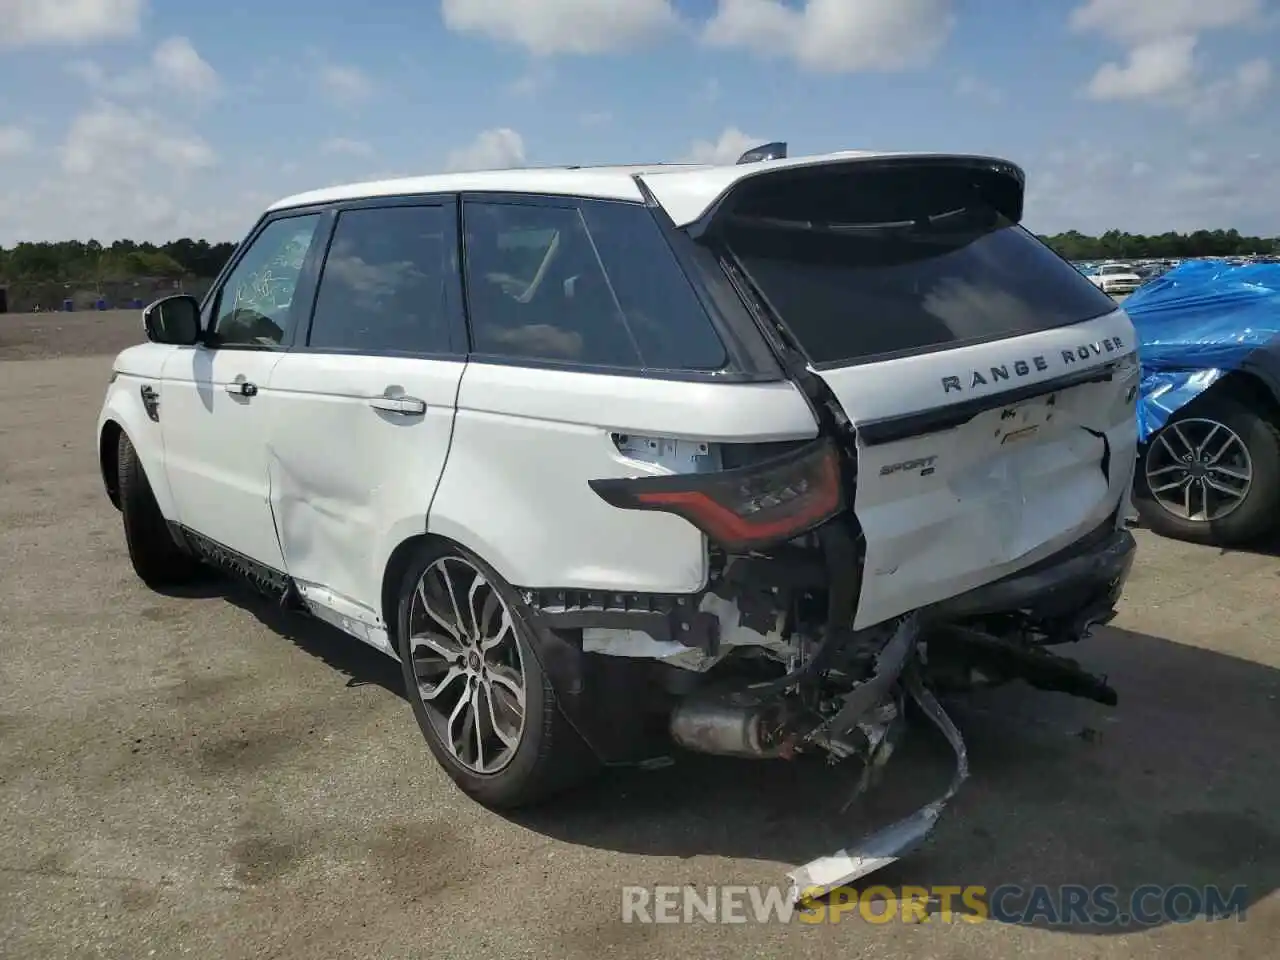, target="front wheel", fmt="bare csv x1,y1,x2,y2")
395,543,596,808
117,432,200,587
1133,394,1280,546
